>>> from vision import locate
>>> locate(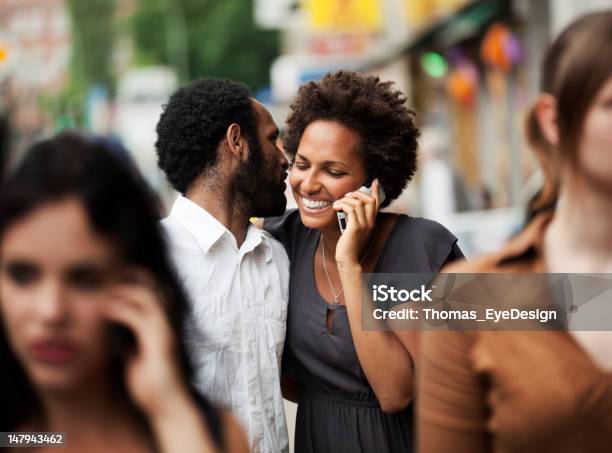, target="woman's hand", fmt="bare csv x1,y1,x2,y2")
100,269,189,418
101,269,223,452
333,179,380,267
